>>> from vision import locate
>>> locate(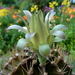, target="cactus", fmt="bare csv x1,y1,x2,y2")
0,48,72,75
1,10,72,75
